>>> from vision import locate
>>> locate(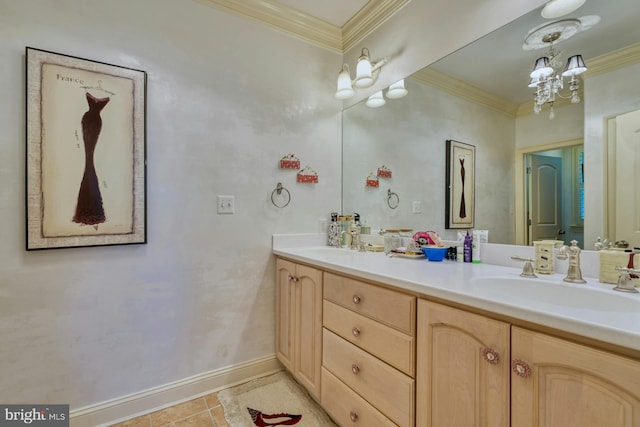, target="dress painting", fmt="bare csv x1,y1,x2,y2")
73,92,110,225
